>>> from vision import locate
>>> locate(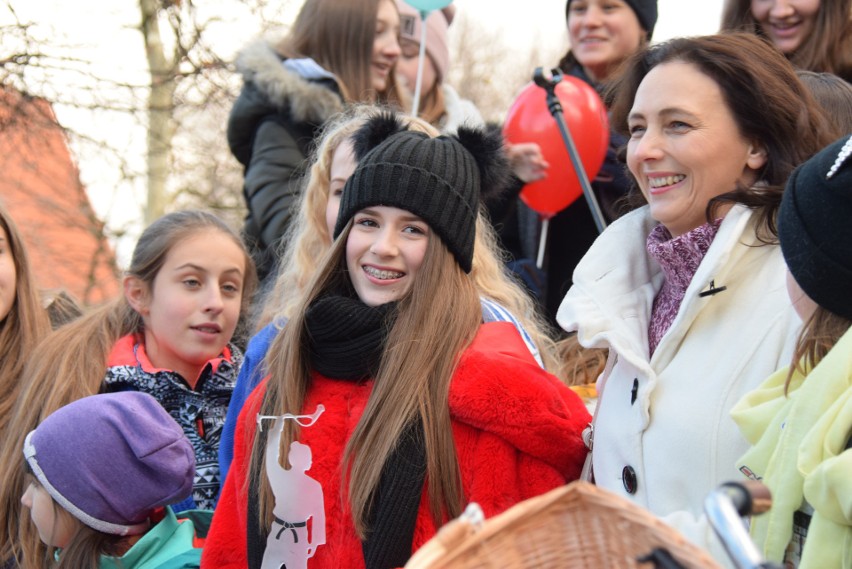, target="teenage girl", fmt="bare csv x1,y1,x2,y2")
732,135,852,569
218,107,572,484
394,1,484,133
203,116,590,569
721,0,852,82
0,210,256,568
21,391,205,568
229,0,408,282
